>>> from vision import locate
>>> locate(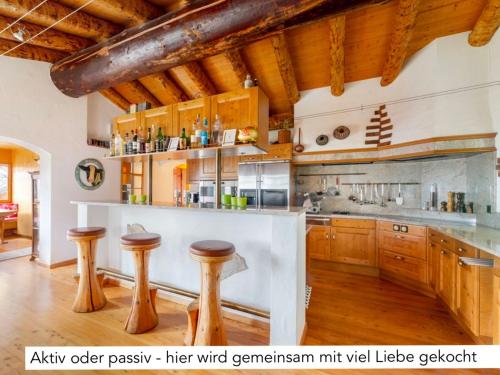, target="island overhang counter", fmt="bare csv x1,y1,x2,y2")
71,200,306,345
